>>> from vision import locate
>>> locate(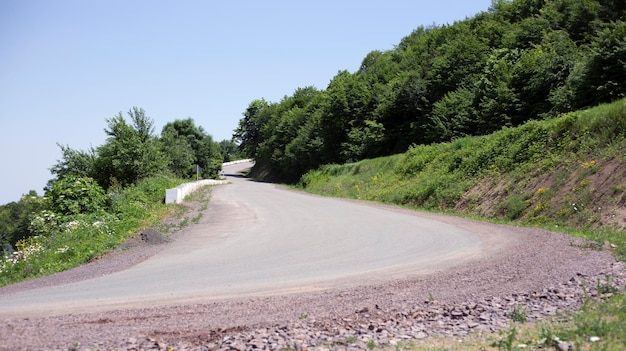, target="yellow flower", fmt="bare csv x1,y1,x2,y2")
581,160,596,169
